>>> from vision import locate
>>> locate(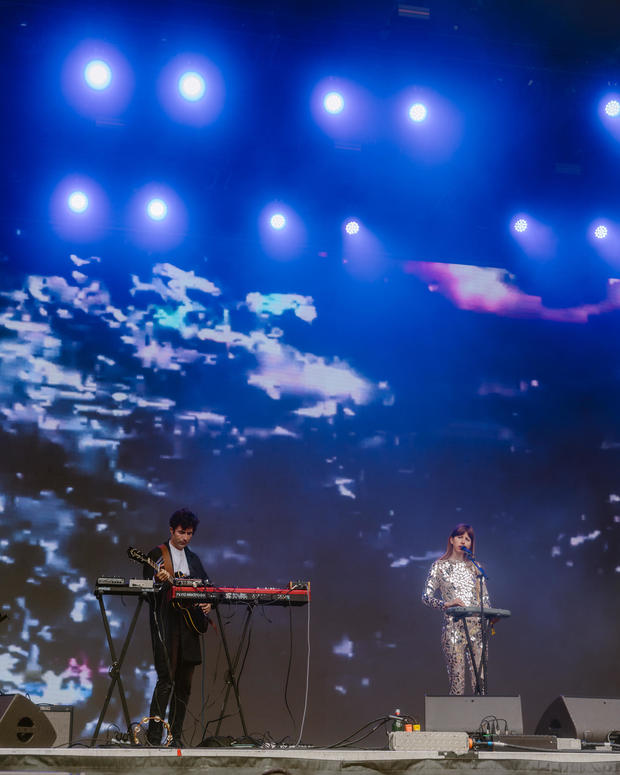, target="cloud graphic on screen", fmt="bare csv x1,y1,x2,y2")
0,253,394,724
245,292,317,323
4,249,614,739
405,261,620,323
0,256,389,465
